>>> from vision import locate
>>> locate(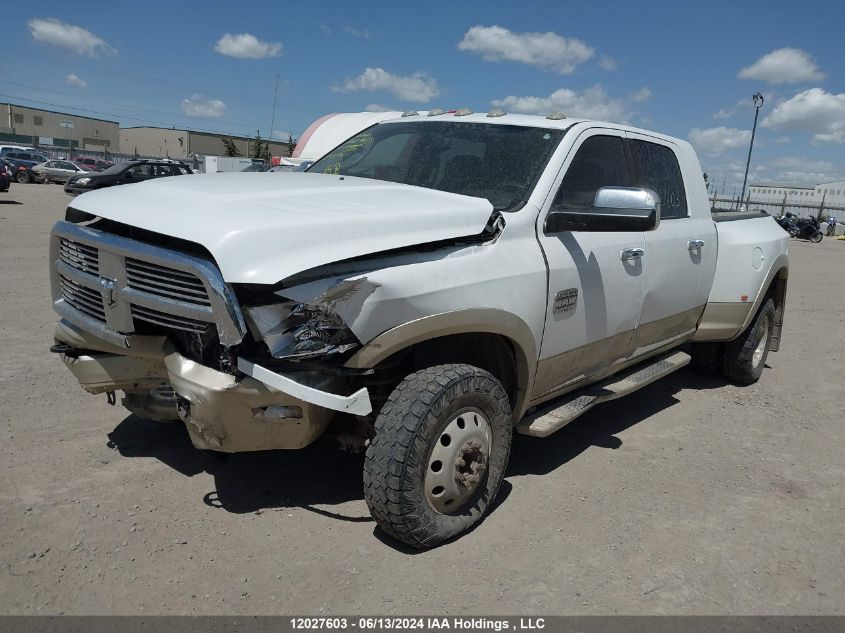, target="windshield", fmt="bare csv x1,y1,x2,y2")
307,121,564,210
